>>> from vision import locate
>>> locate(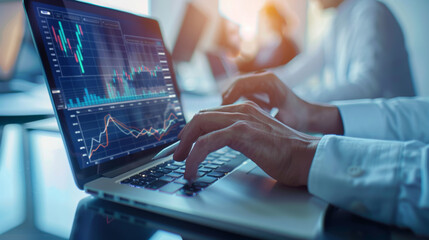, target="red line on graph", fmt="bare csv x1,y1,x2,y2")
79,25,83,36
51,26,58,43
106,216,114,224
74,53,78,63
88,113,179,159
58,36,64,51
67,38,72,51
